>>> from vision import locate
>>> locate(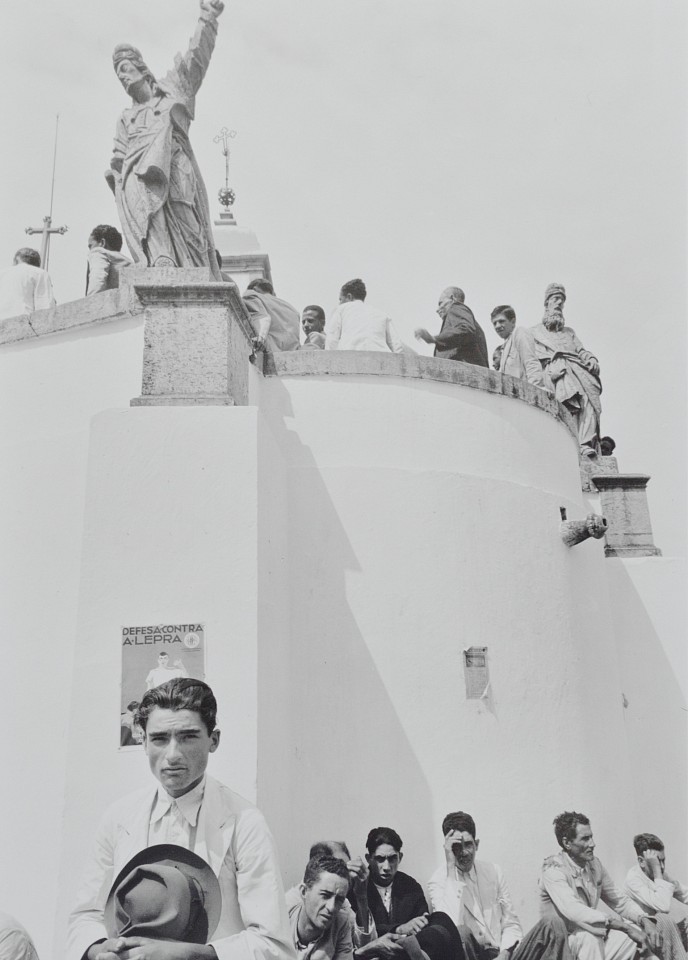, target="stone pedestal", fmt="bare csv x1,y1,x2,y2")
591,474,661,557
130,271,256,407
